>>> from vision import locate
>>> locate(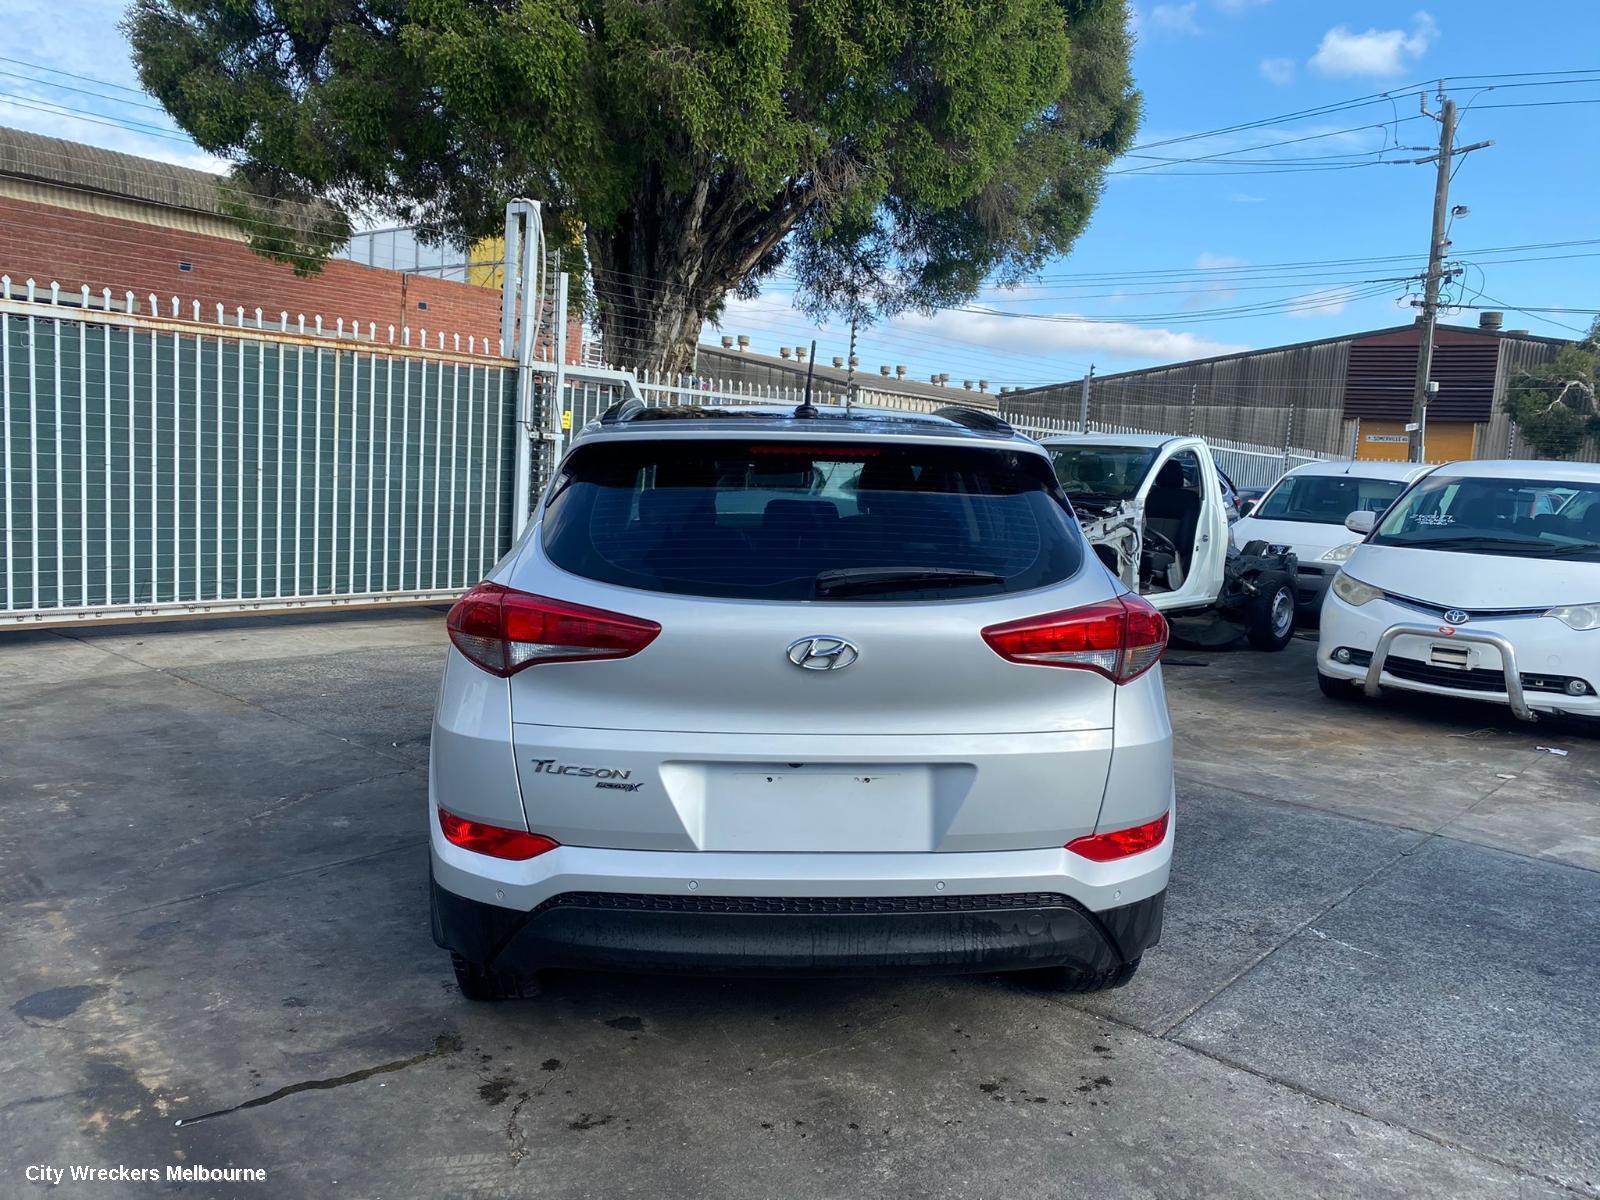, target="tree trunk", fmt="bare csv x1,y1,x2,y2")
588,159,812,376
